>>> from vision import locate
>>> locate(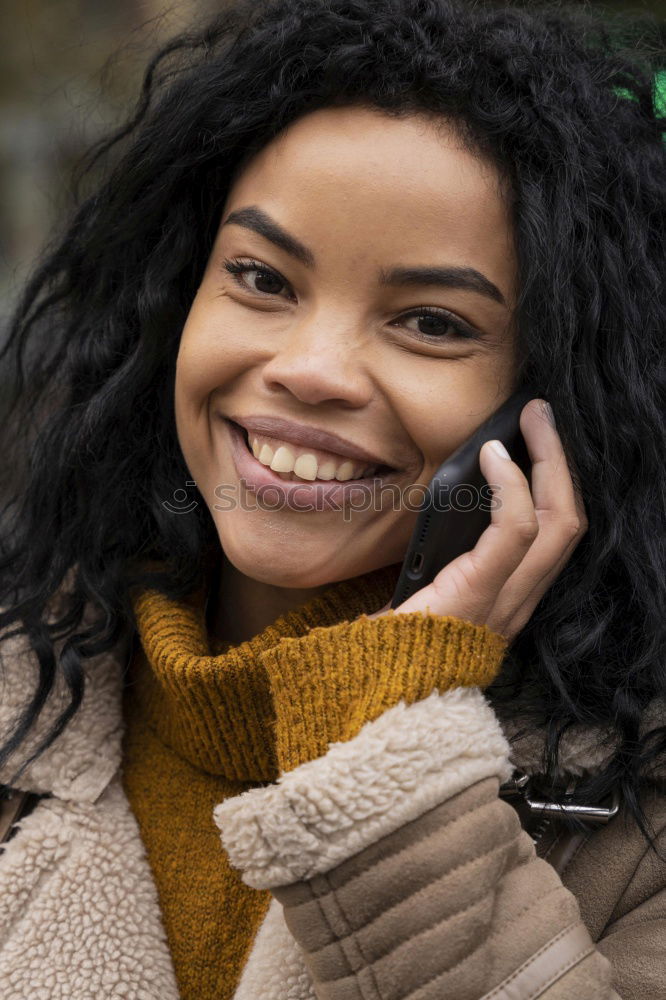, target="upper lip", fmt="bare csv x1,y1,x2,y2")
226,414,396,469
